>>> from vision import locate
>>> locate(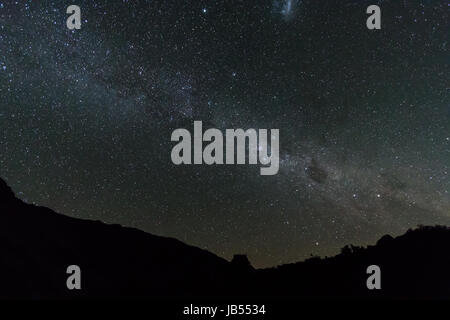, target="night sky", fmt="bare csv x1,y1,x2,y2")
0,0,449,267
